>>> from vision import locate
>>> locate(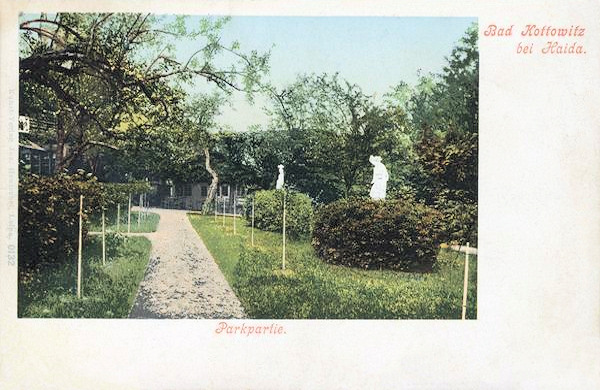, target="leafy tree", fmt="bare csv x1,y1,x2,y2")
181,94,226,211
386,24,479,243
265,73,406,202
215,126,290,192
417,24,478,201
19,13,270,176
212,131,260,188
